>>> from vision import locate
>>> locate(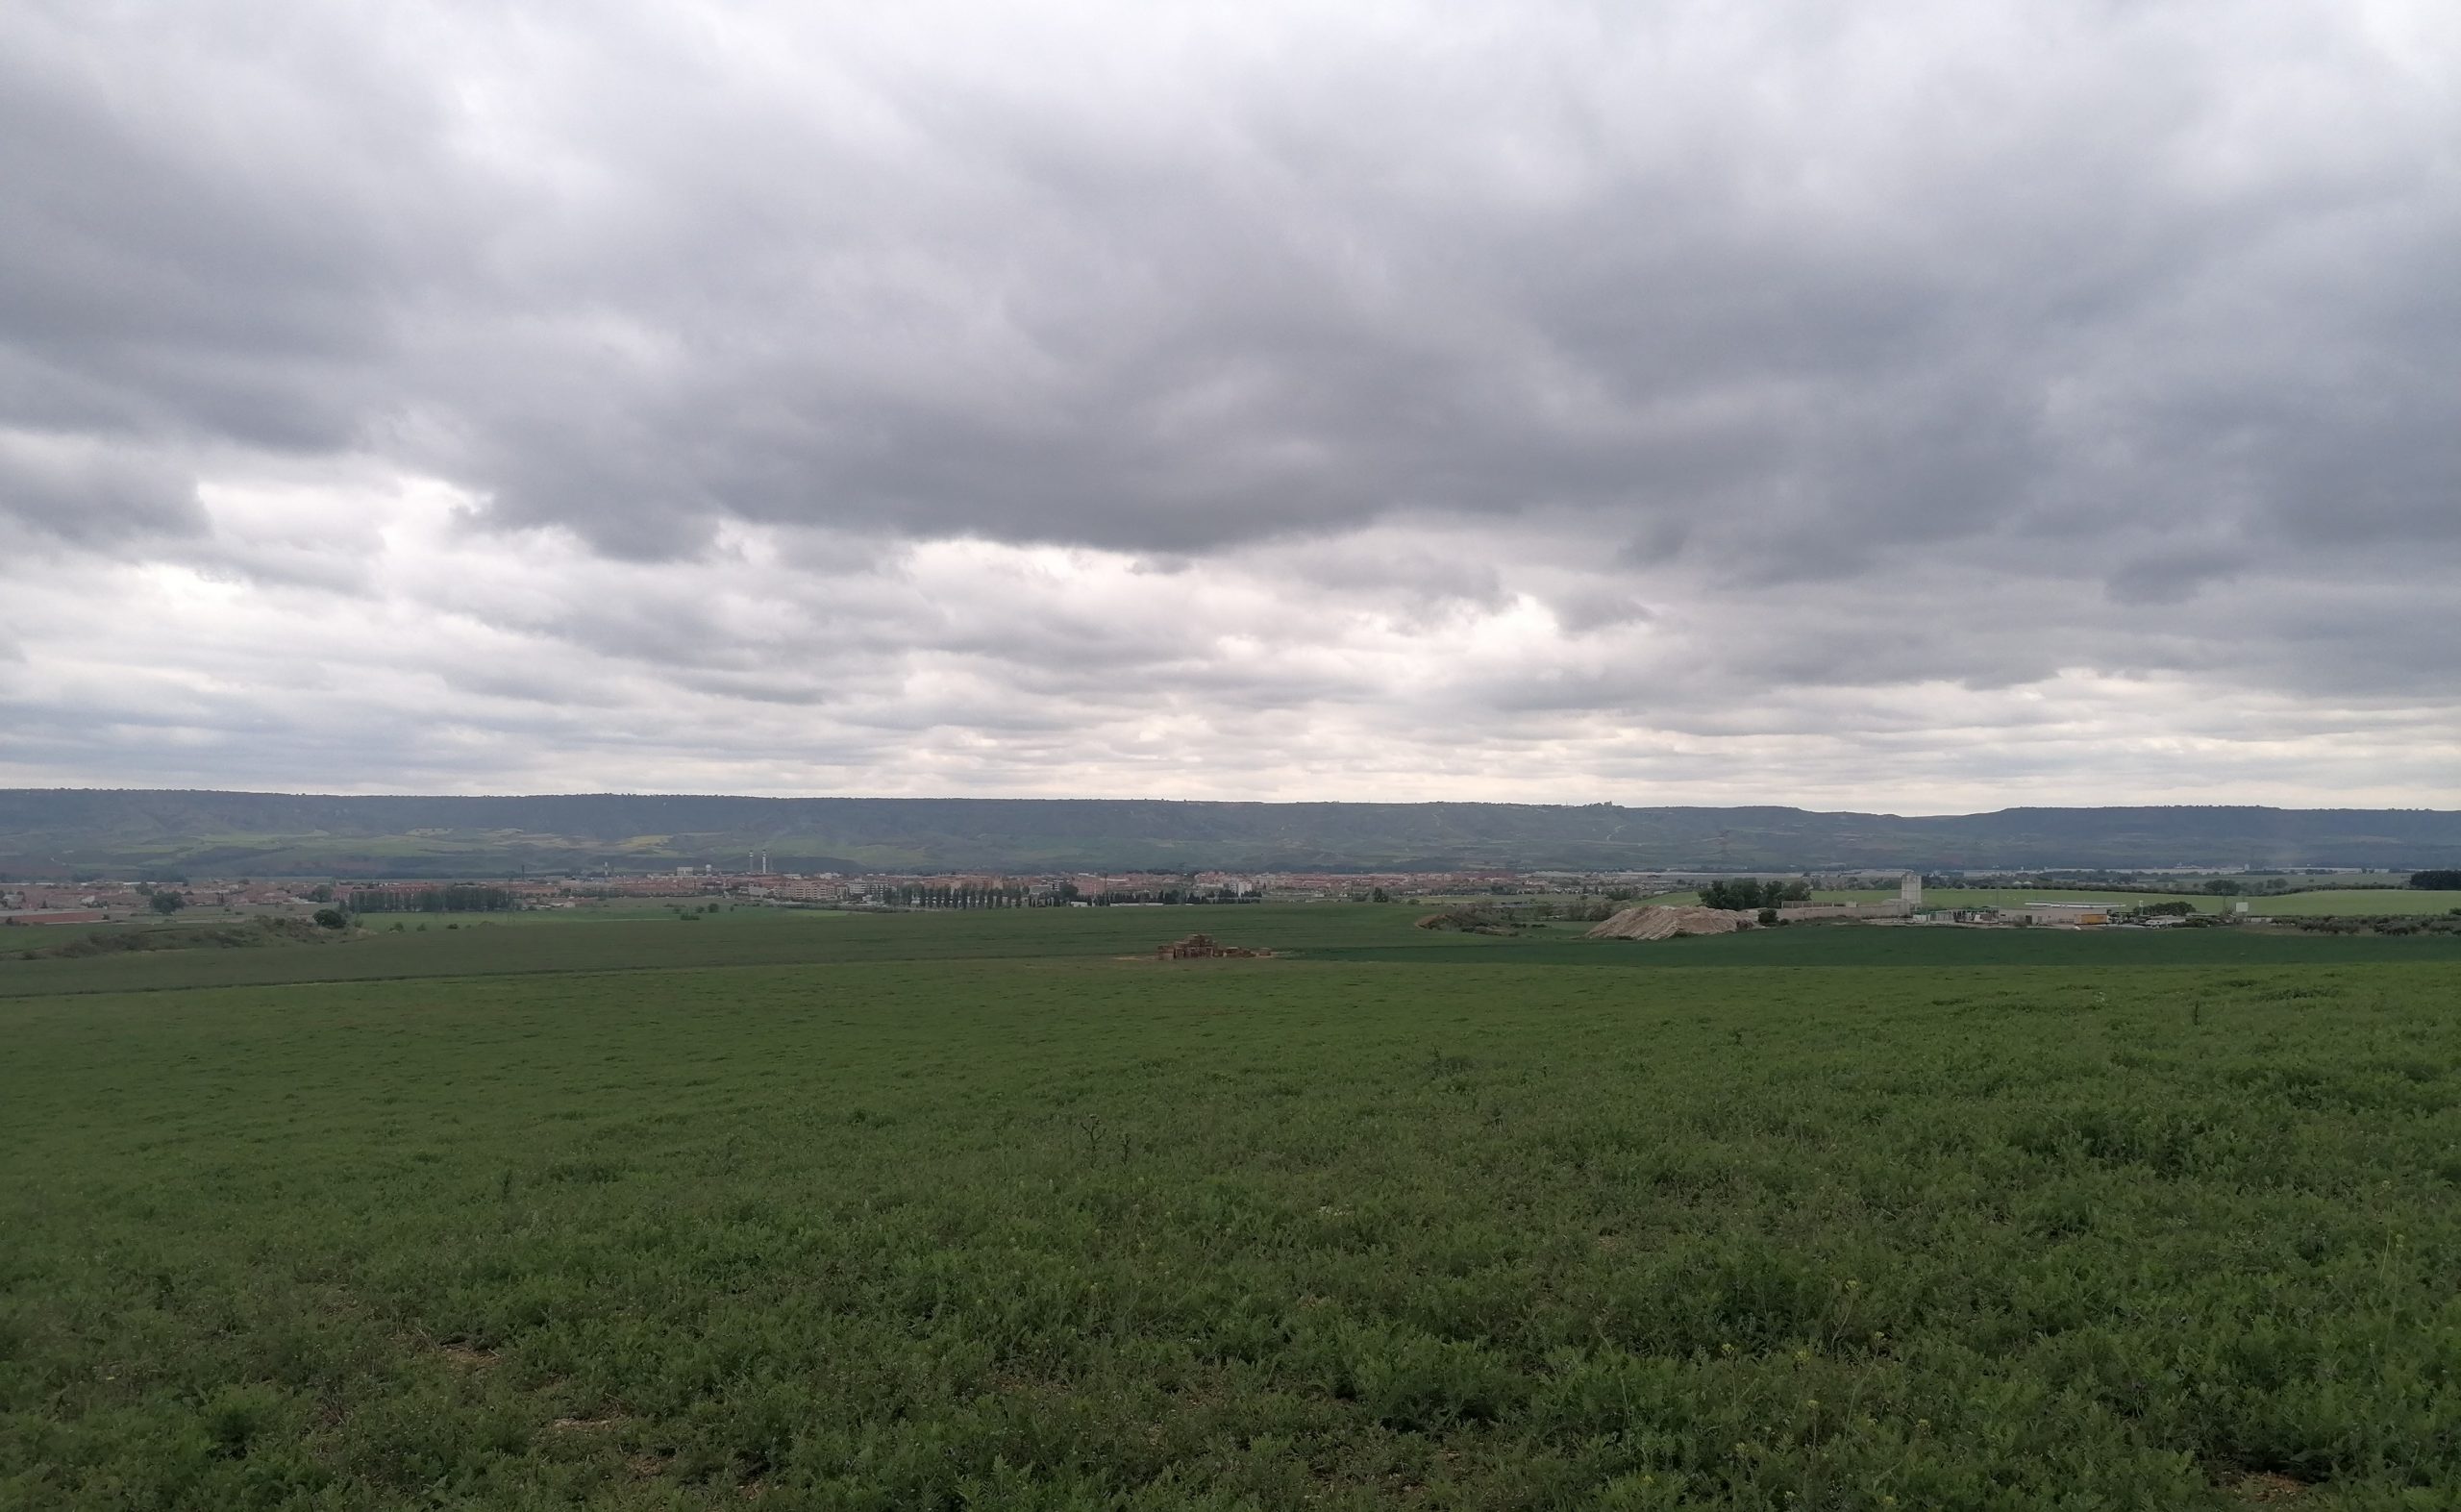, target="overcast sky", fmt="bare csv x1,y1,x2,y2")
2,1,2455,810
